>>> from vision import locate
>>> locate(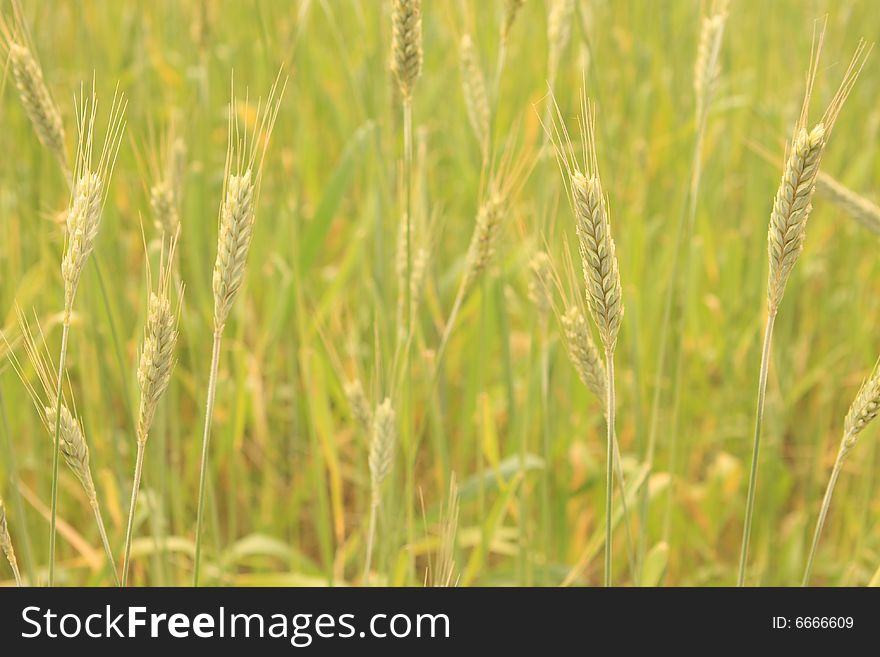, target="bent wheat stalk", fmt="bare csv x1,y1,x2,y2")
122,239,180,586
803,362,880,584
6,310,119,585
193,75,284,586
737,31,869,587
